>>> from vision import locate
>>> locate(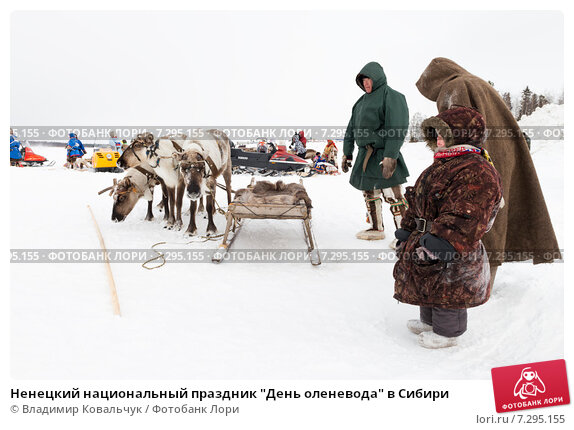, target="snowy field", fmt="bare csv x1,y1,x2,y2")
10,107,564,380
